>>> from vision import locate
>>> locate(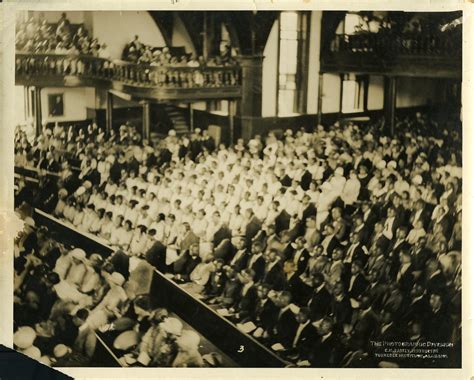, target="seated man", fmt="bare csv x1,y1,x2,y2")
172,243,202,283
